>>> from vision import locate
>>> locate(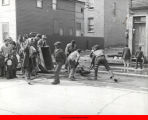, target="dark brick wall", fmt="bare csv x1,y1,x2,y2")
16,0,75,36
46,35,104,53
